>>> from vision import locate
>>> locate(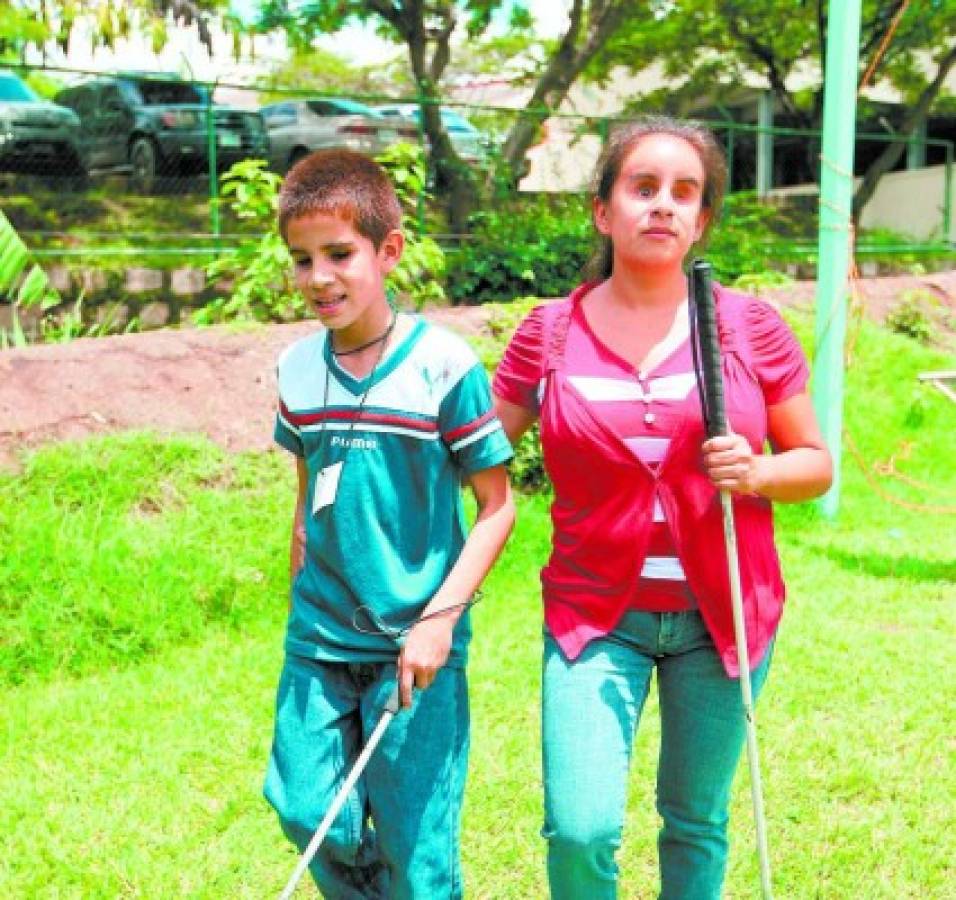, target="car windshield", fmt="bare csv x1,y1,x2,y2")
0,74,38,102
135,80,202,105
